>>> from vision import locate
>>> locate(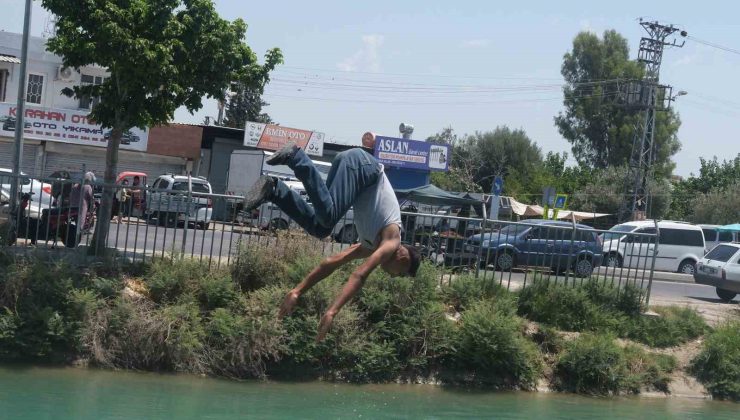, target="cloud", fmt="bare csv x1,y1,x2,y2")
337,34,385,72
461,39,490,48
580,19,594,33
